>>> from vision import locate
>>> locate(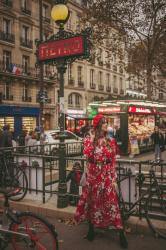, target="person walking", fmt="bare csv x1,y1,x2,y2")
151,126,165,162
0,124,13,148
74,114,128,248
